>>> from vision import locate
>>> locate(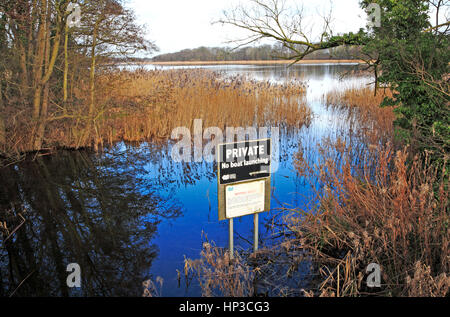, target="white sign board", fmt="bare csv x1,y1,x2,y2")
225,180,265,219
